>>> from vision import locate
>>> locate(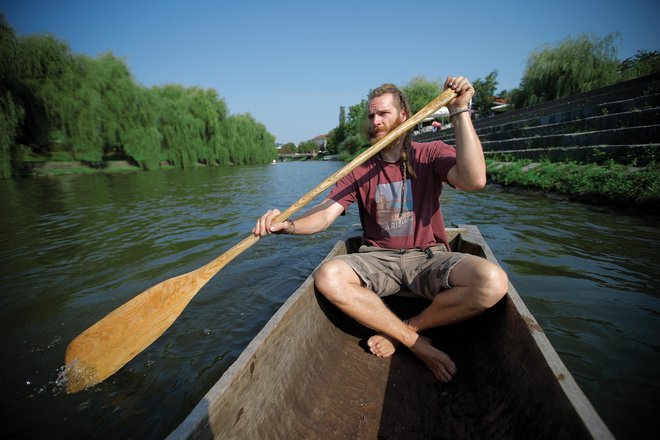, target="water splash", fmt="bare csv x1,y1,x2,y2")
59,357,100,394
55,364,69,390
24,365,71,398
